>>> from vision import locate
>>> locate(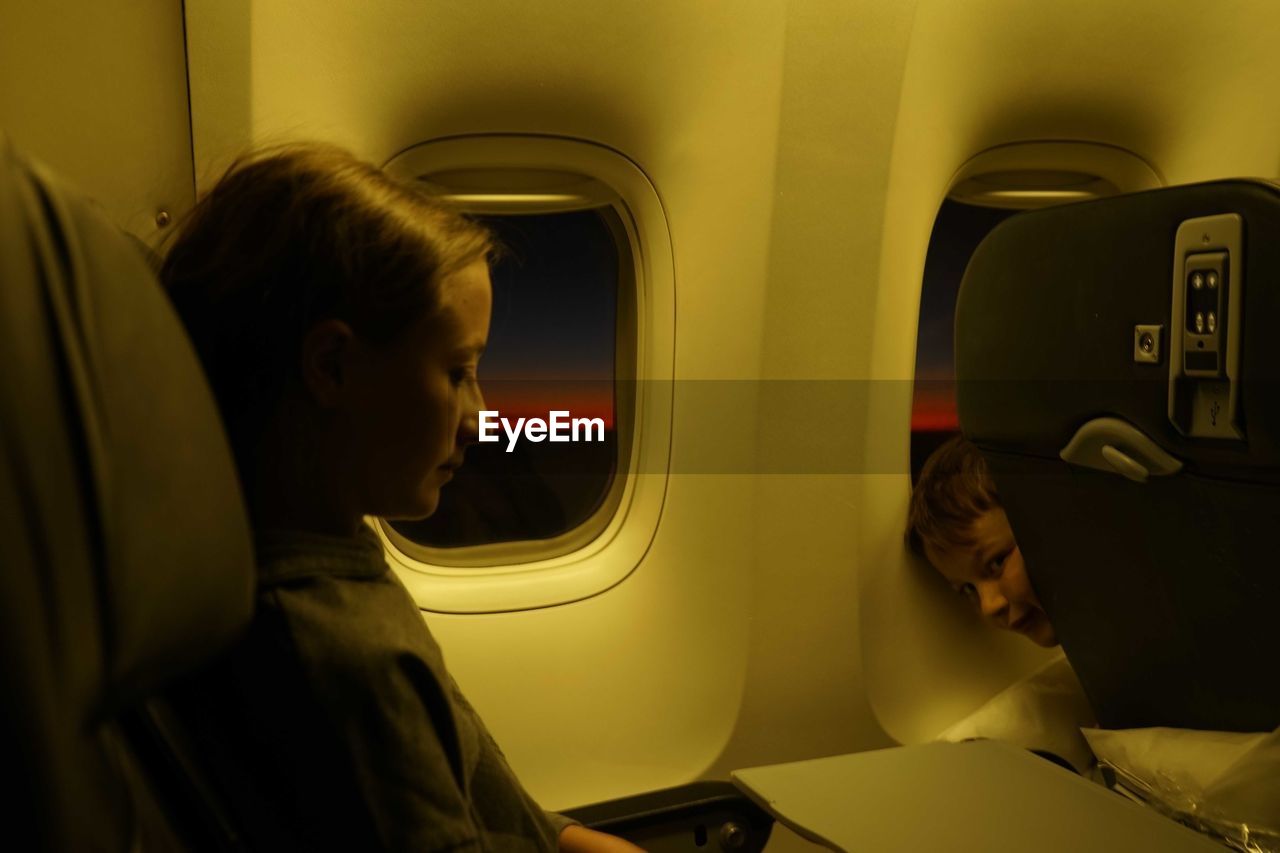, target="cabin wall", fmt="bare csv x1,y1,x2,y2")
0,1,193,245
702,0,918,776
